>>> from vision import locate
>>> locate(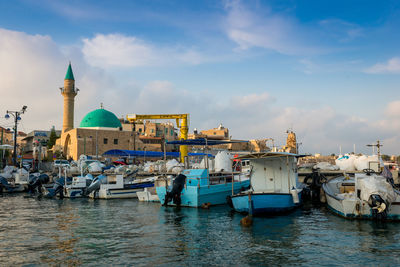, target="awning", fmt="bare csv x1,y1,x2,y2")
167,138,248,146
102,149,212,158
0,144,13,150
